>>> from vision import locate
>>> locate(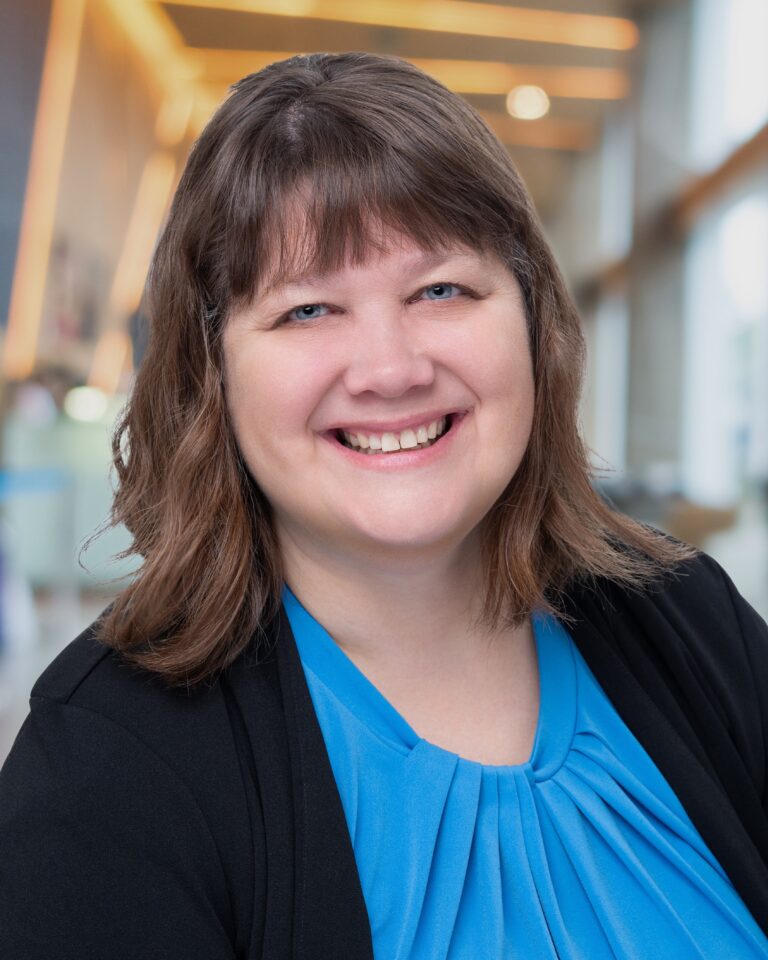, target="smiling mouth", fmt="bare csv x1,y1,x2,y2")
335,413,456,455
